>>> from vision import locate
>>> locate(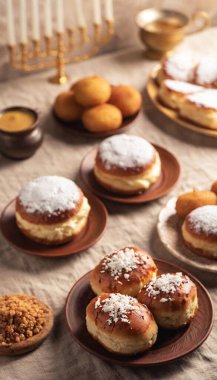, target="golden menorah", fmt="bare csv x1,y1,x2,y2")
8,21,114,84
